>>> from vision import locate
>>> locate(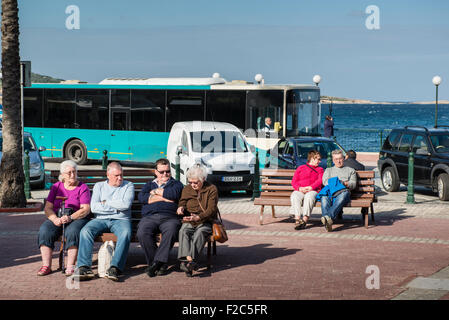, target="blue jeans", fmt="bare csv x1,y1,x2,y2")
76,219,132,272
321,190,351,221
